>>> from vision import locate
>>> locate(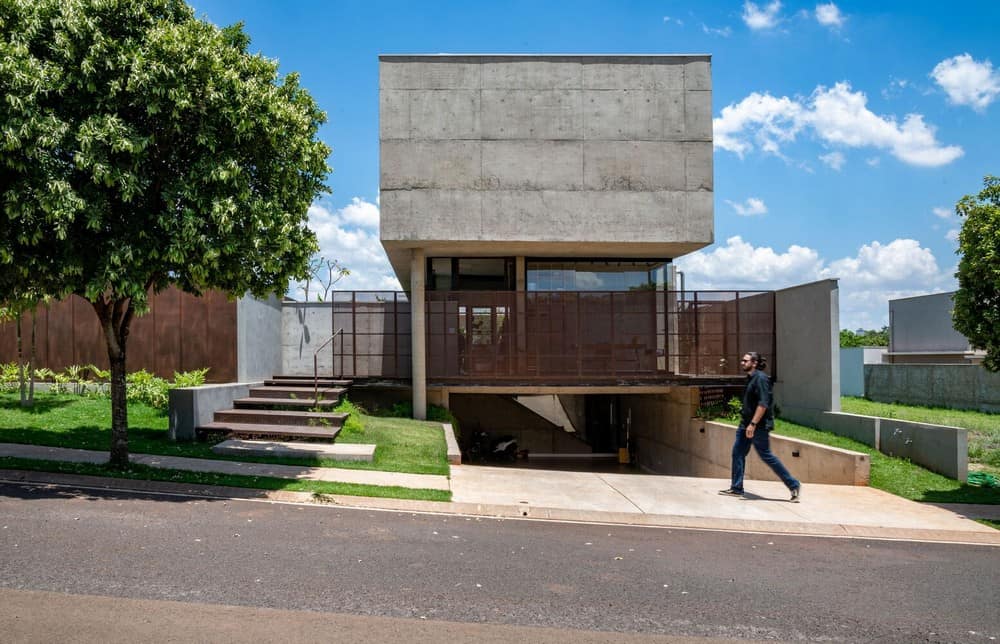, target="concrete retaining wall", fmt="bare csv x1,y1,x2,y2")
237,295,282,382
168,382,256,441
865,363,1000,413
780,408,968,480
624,391,870,486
